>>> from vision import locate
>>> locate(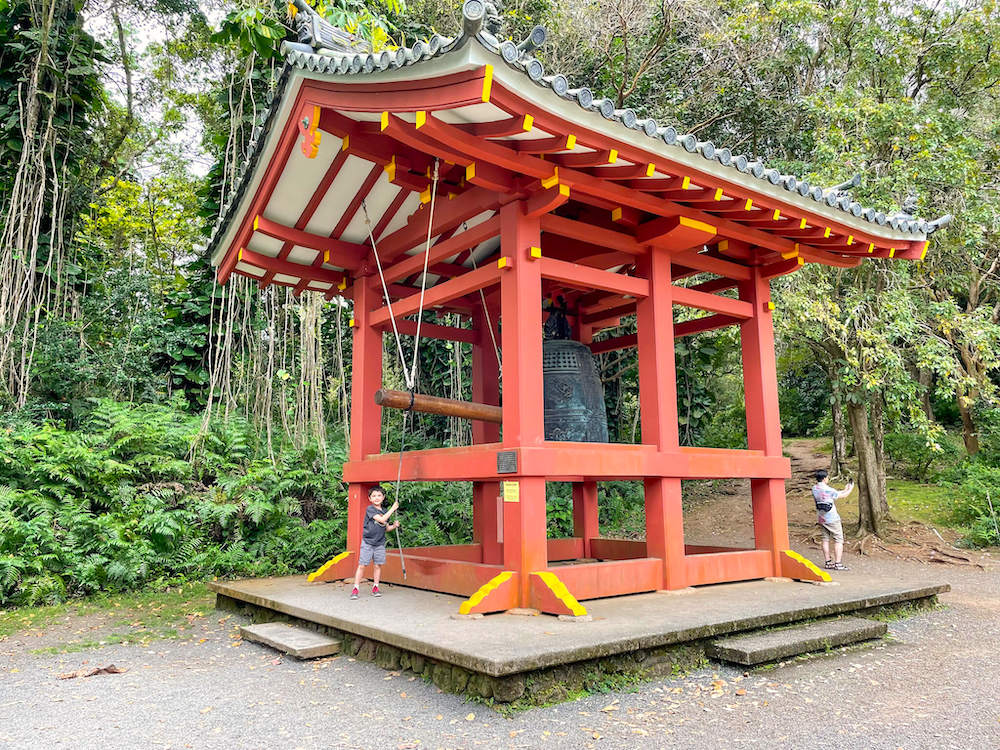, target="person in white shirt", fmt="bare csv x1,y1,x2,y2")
811,469,853,571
